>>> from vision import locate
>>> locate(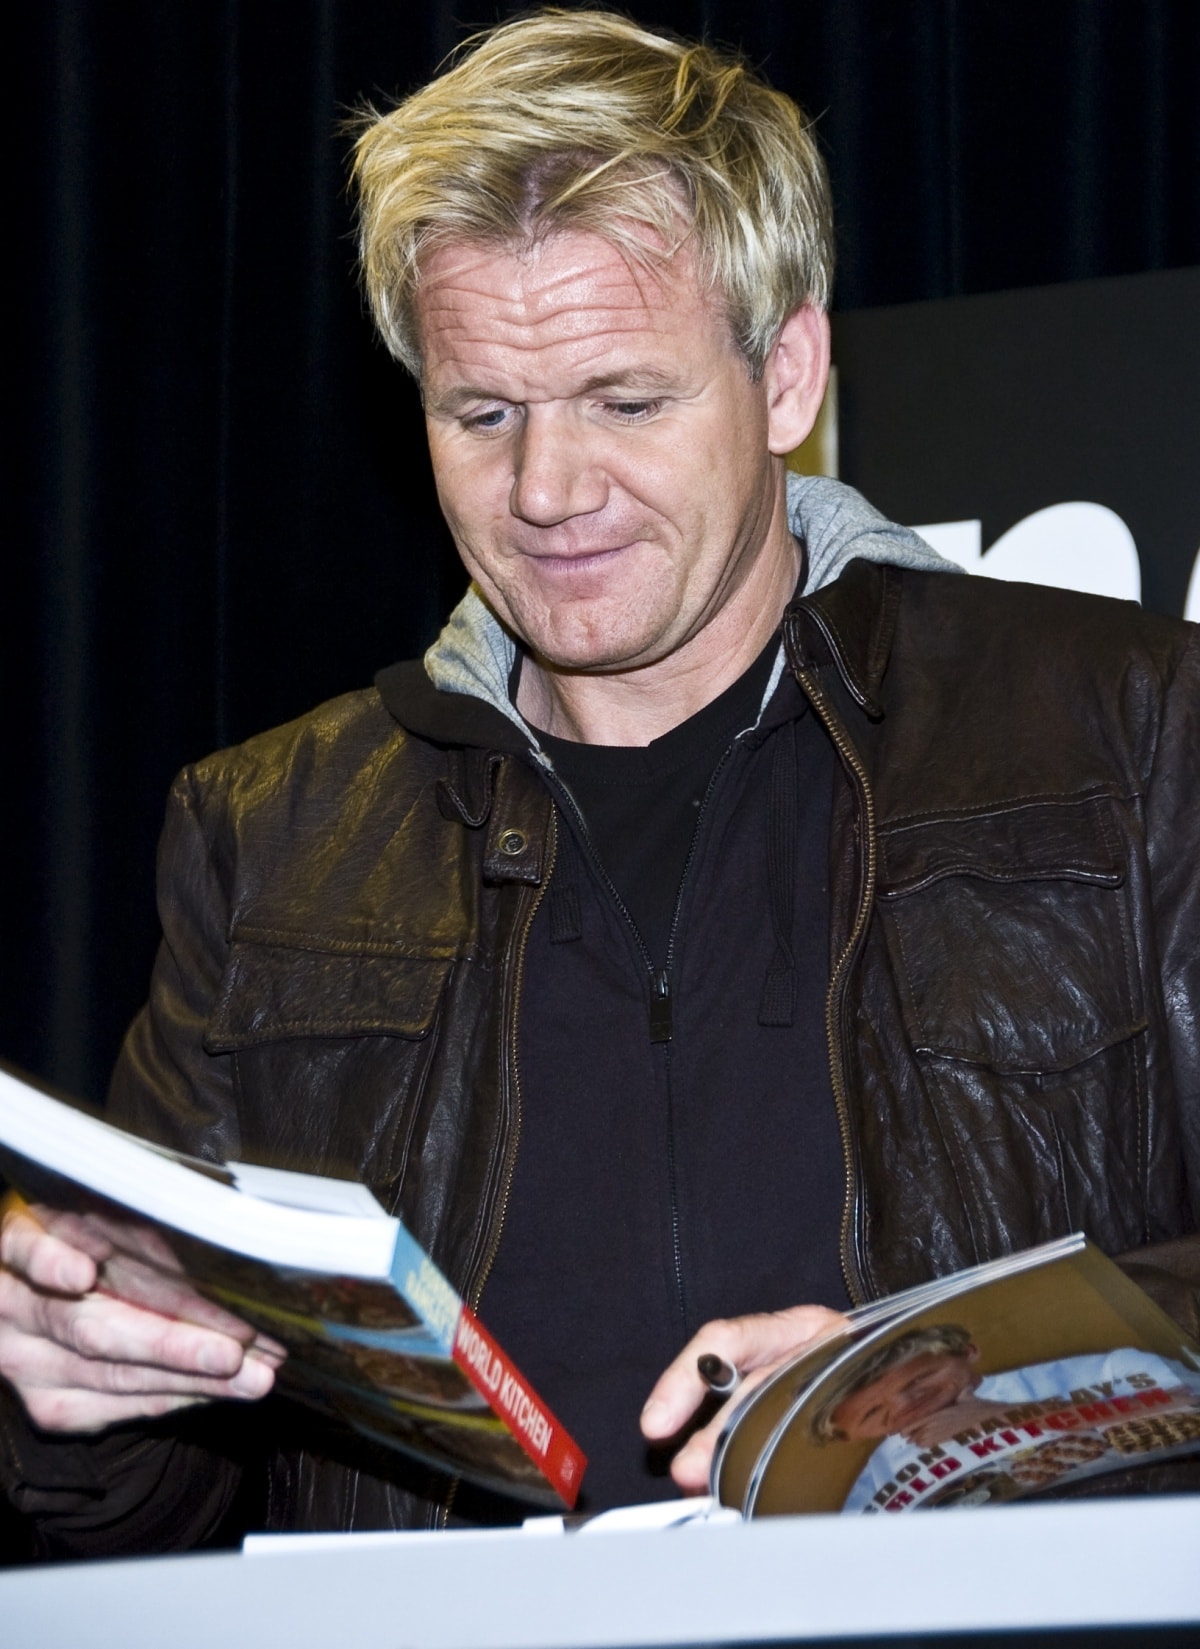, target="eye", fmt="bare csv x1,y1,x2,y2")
603,398,662,423
461,405,514,434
